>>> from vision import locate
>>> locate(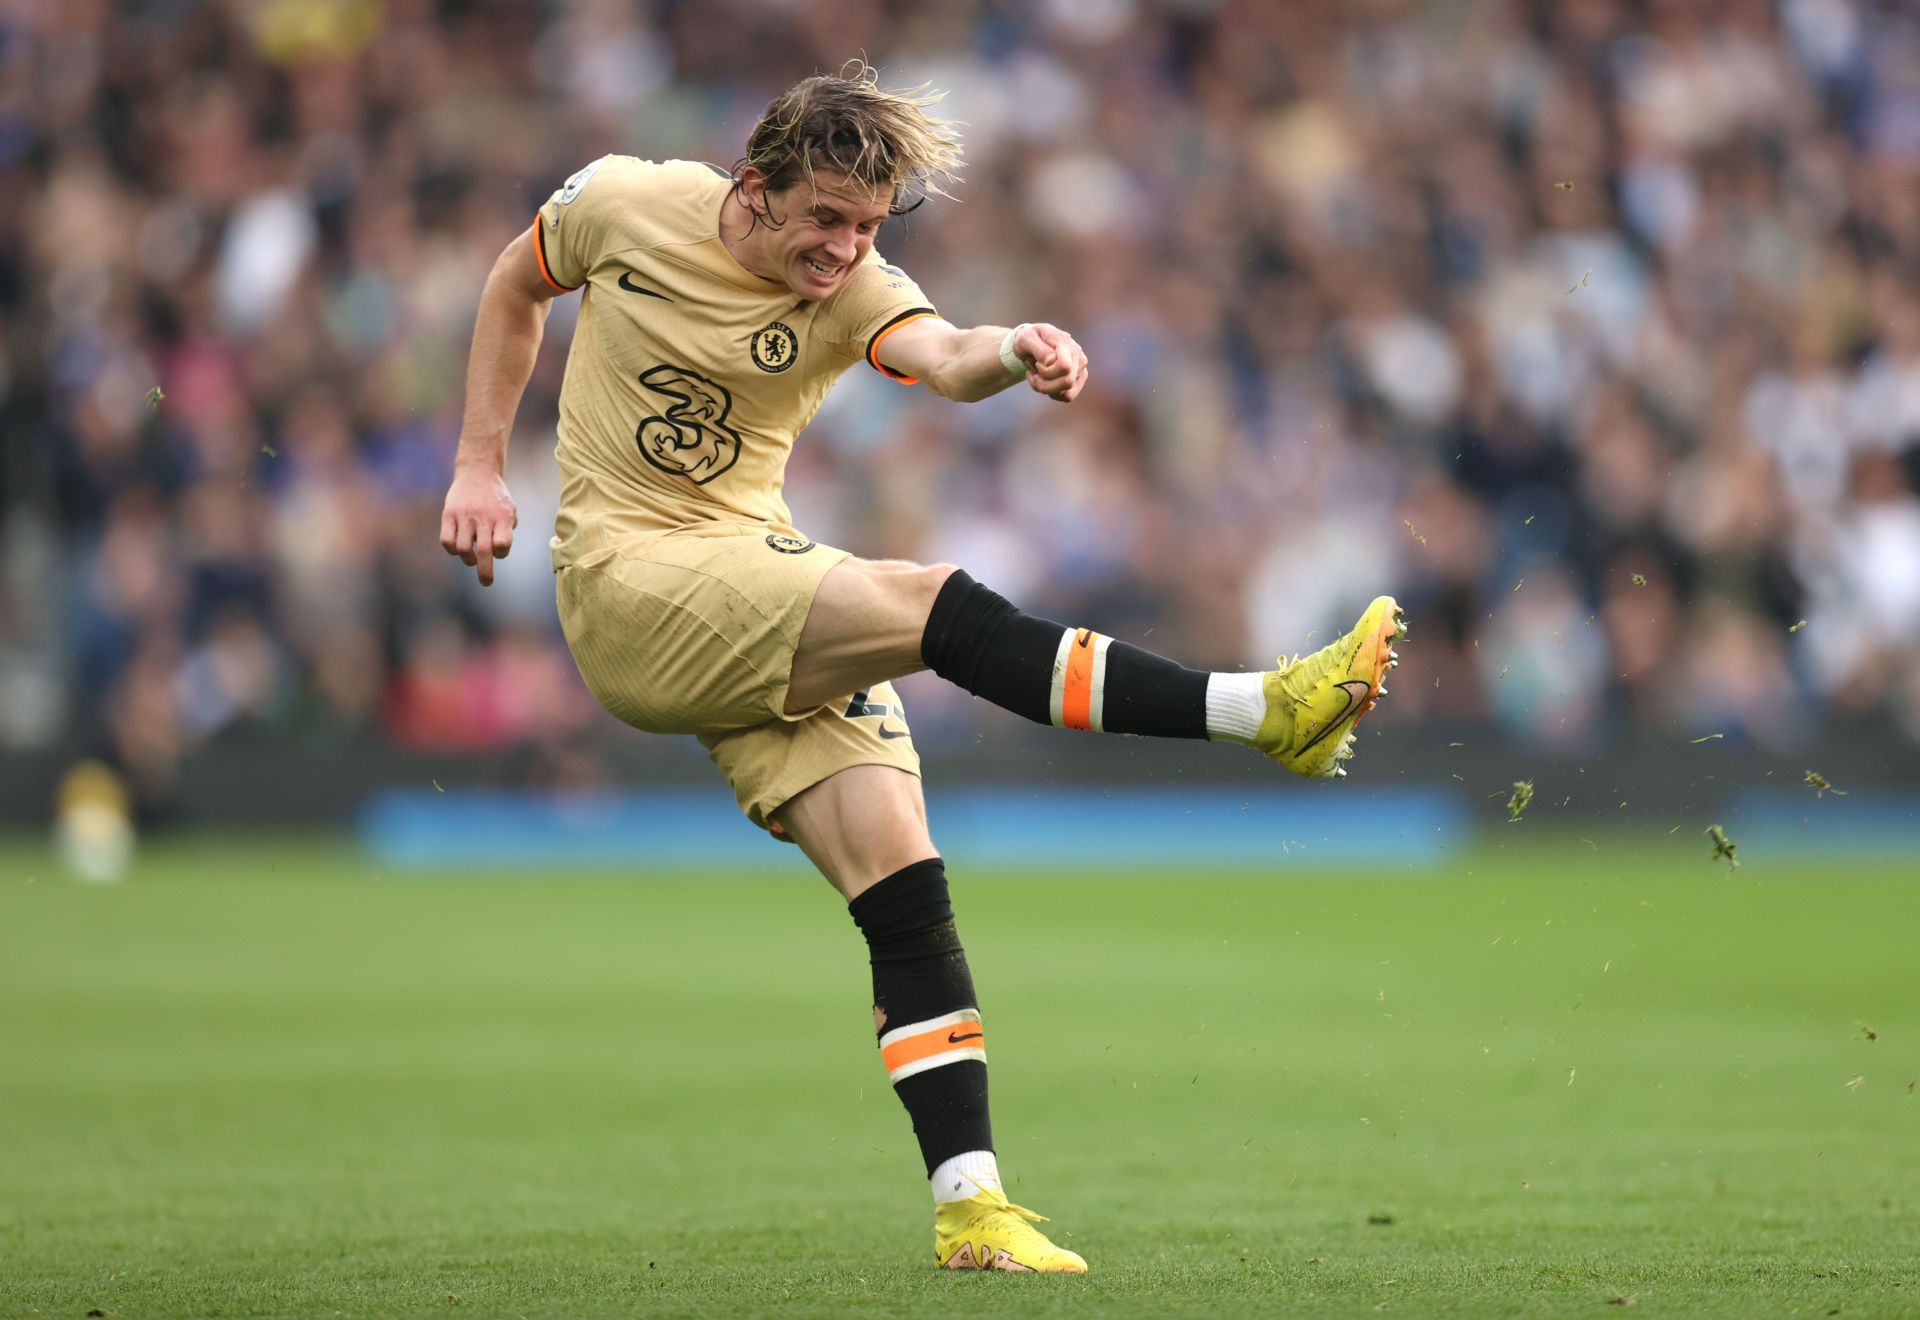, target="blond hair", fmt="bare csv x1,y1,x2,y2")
741,61,962,214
